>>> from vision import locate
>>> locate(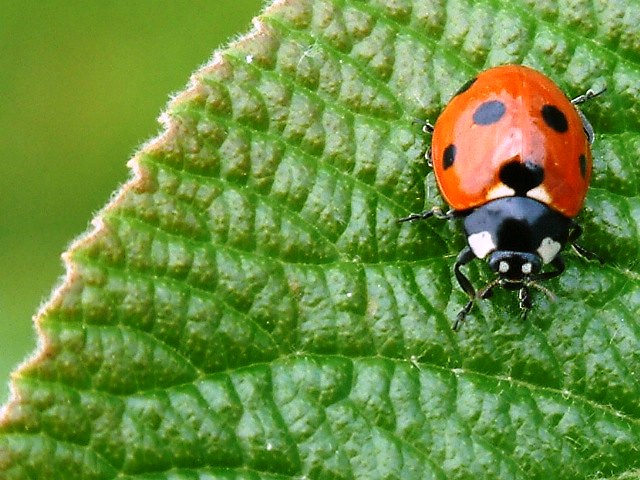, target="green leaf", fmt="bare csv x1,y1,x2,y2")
2,0,640,479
